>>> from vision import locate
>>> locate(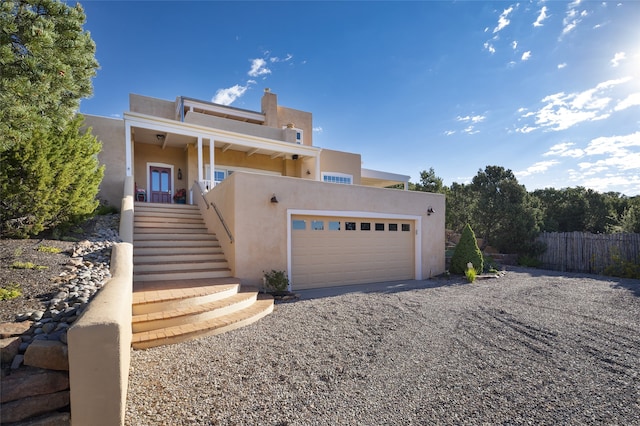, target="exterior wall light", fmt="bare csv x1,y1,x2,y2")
270,194,279,203
427,207,435,216
177,168,182,180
